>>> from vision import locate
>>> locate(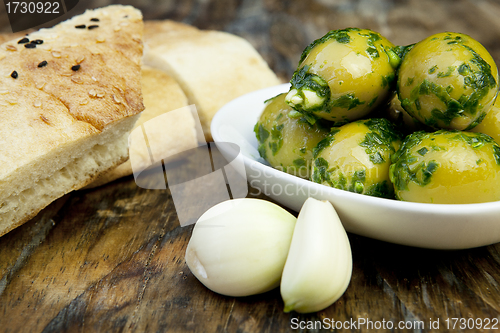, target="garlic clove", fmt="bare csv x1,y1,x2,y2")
185,198,296,297
280,197,352,313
